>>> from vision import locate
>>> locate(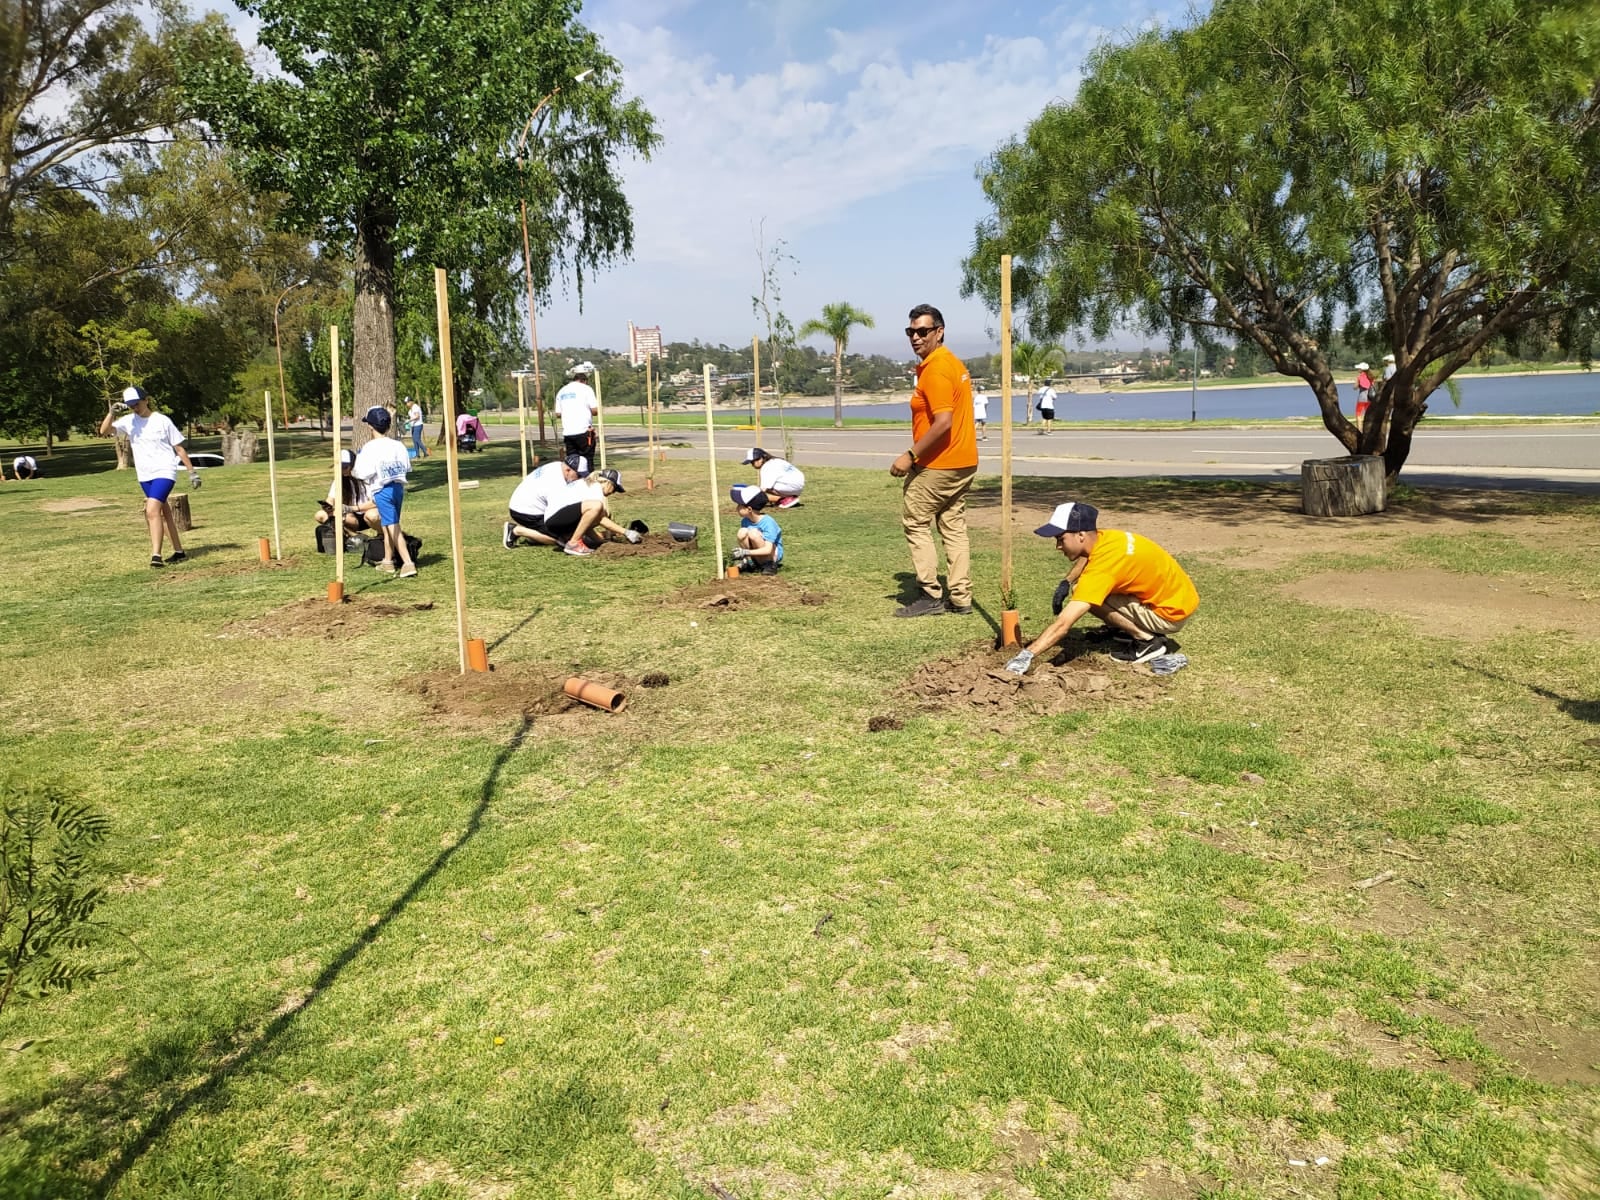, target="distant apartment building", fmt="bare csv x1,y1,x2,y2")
628,322,663,367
